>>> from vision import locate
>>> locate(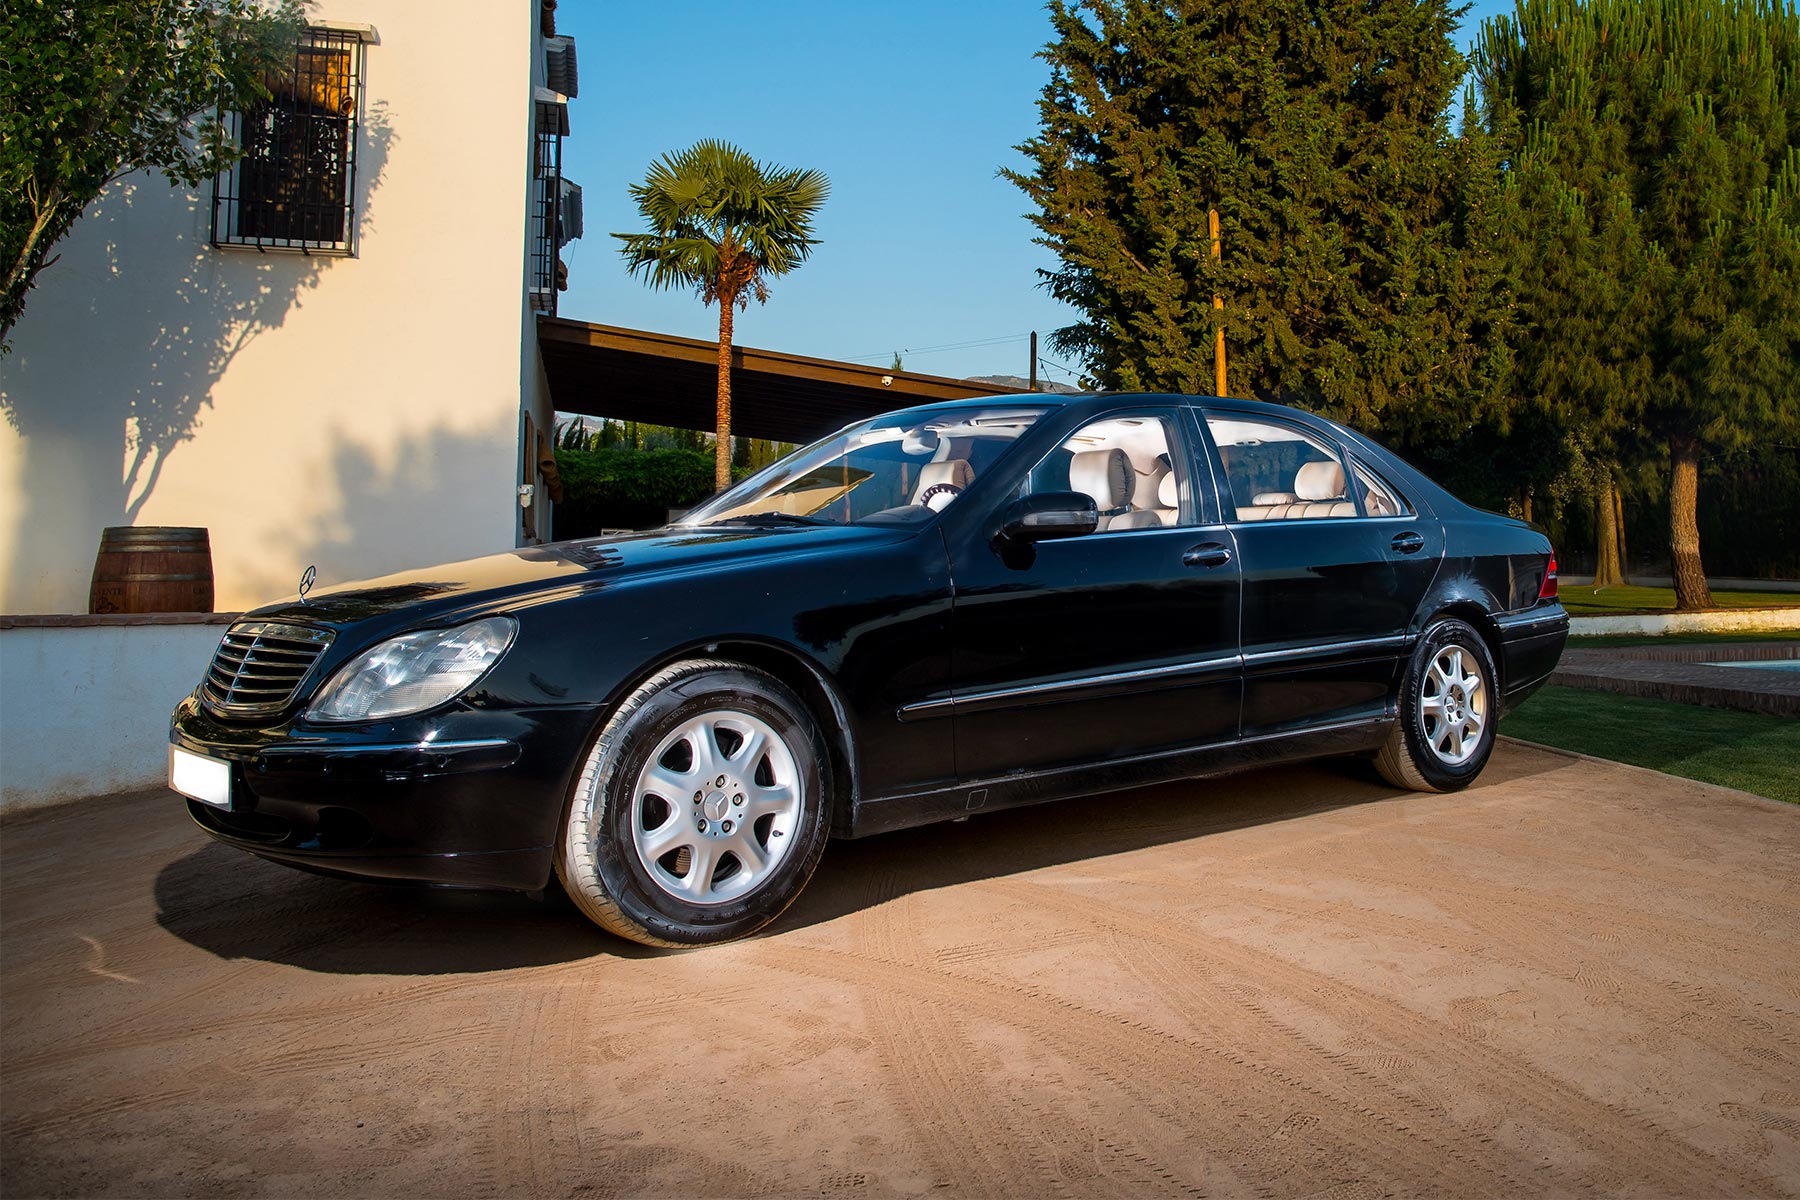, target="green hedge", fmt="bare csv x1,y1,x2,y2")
552,447,720,539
